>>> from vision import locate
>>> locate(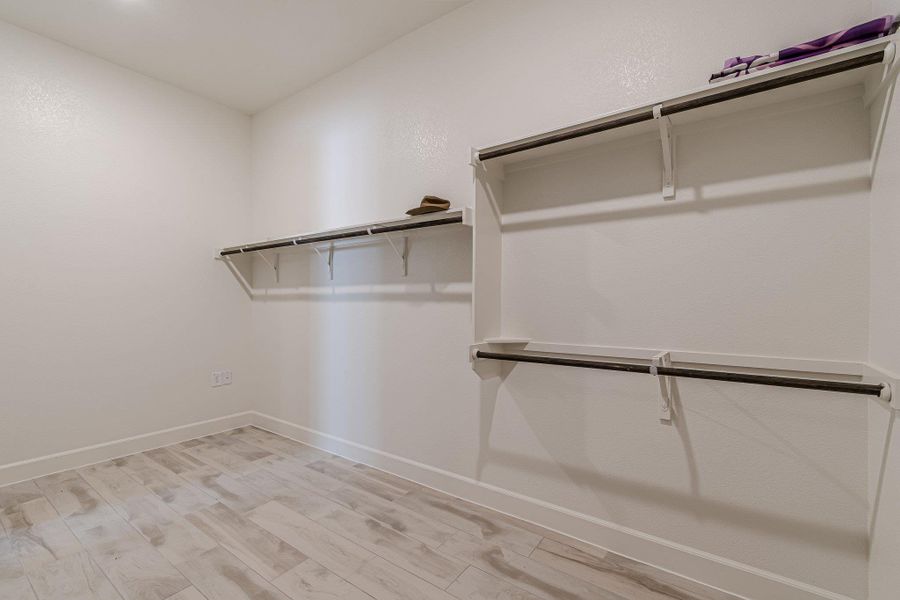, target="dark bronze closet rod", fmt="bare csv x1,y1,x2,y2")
219,213,464,256
478,49,885,162
474,350,889,398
